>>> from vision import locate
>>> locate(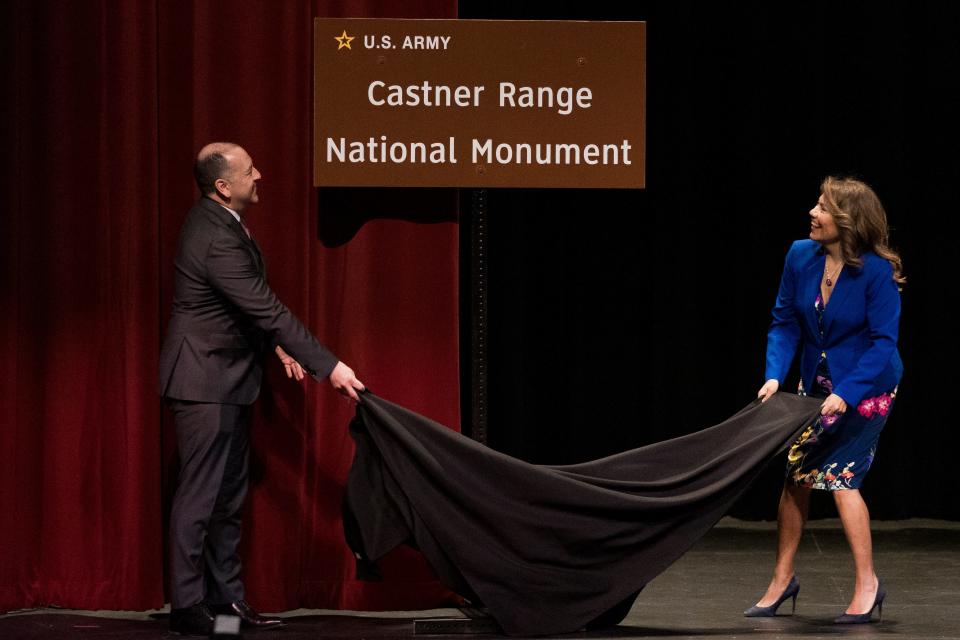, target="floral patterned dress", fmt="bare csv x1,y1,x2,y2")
785,292,896,491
